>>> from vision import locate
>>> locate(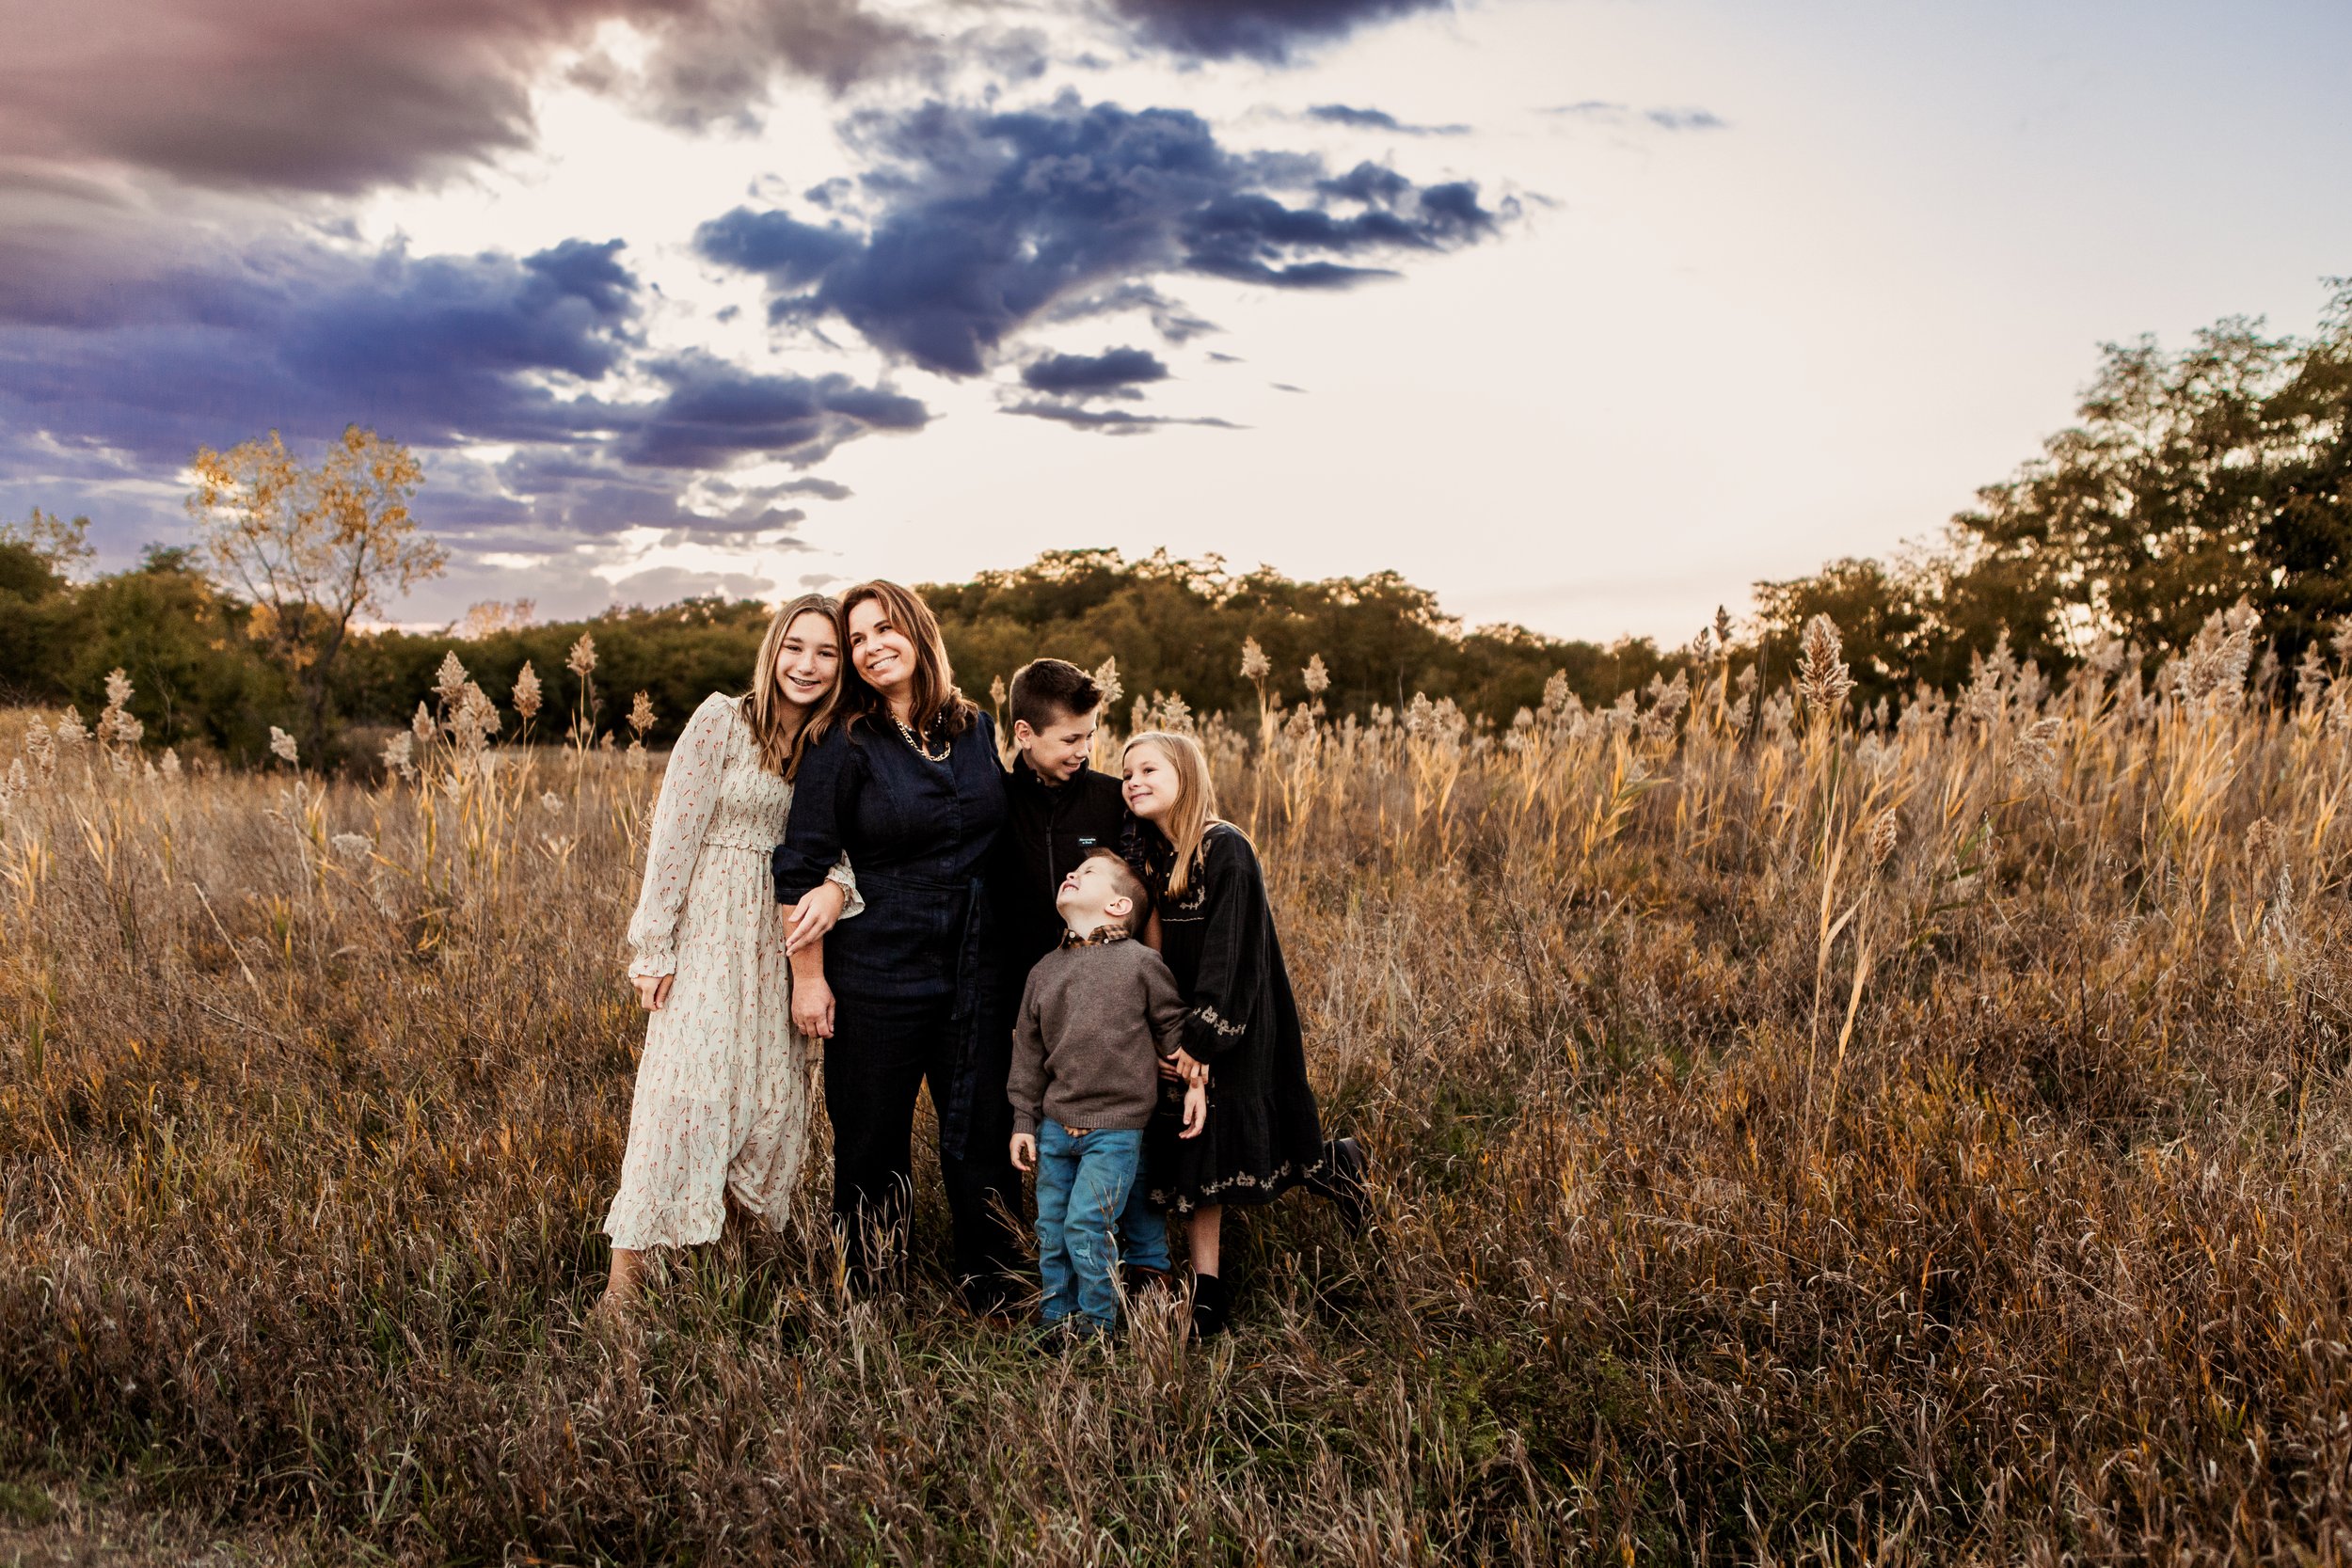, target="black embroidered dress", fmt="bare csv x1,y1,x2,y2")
1133,821,1324,1212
